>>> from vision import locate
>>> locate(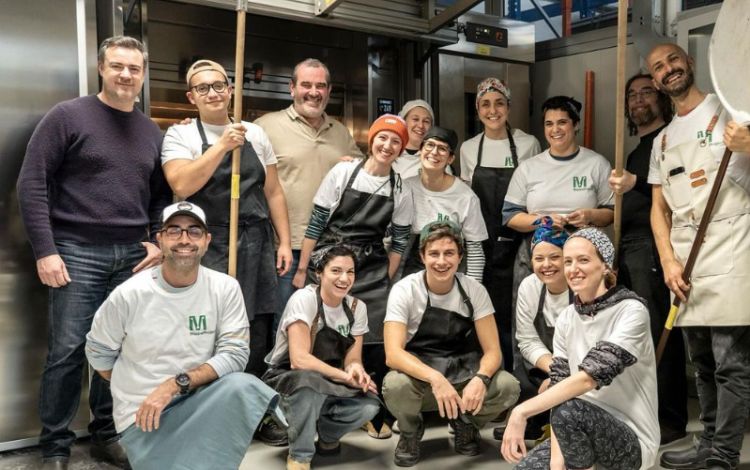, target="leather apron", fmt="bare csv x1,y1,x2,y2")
659,109,750,326
262,287,370,398
471,127,520,368
514,286,574,386
307,161,396,343
405,274,483,385
192,119,277,318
